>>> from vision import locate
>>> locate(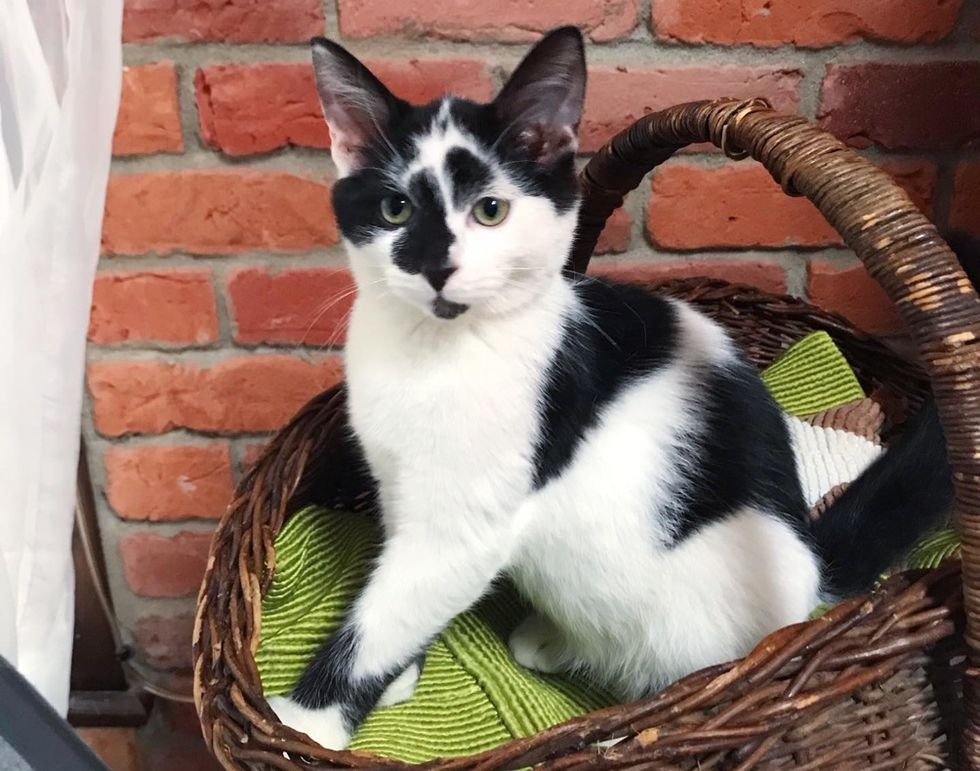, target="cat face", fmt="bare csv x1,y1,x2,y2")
311,27,586,321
